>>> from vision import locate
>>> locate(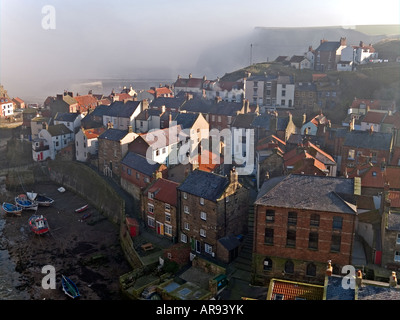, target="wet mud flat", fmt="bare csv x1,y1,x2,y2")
1,182,132,300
